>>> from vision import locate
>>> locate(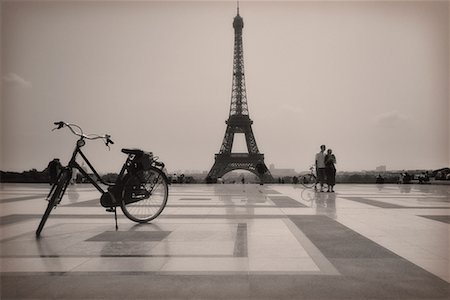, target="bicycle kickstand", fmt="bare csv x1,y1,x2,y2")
114,207,118,231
